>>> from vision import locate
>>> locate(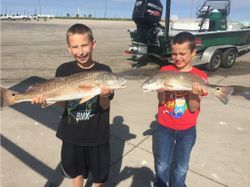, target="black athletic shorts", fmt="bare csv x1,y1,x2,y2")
61,141,110,183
